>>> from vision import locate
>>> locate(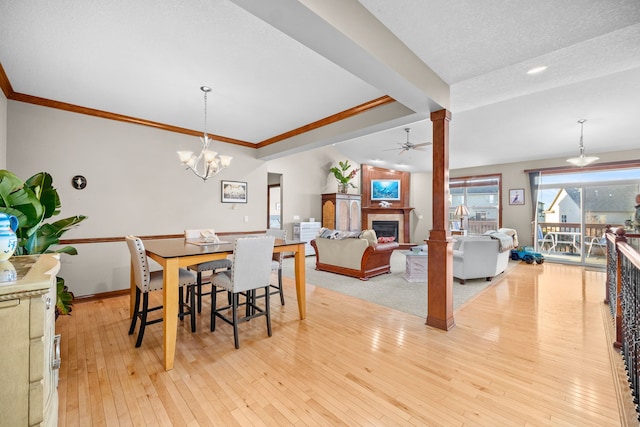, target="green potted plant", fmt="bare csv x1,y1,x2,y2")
0,170,87,315
330,160,359,193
